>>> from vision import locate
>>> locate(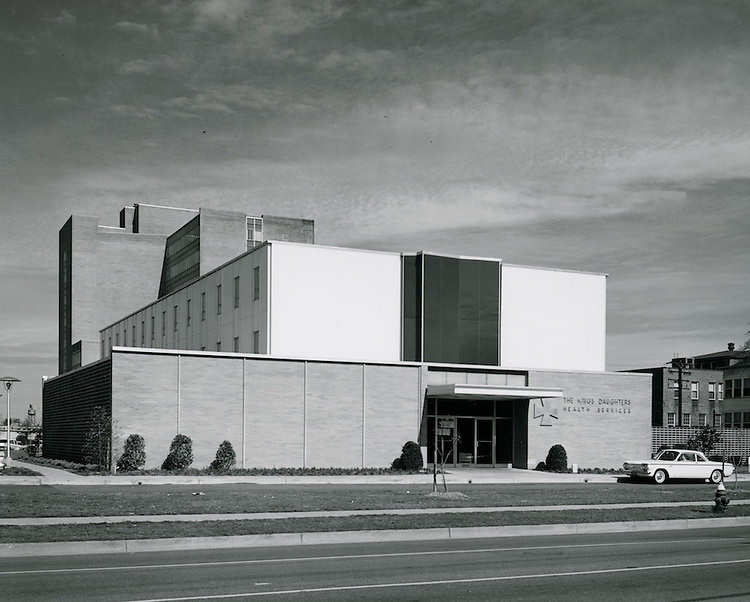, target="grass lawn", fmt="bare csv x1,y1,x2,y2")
1,481,748,518
1,481,748,543
3,504,748,543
